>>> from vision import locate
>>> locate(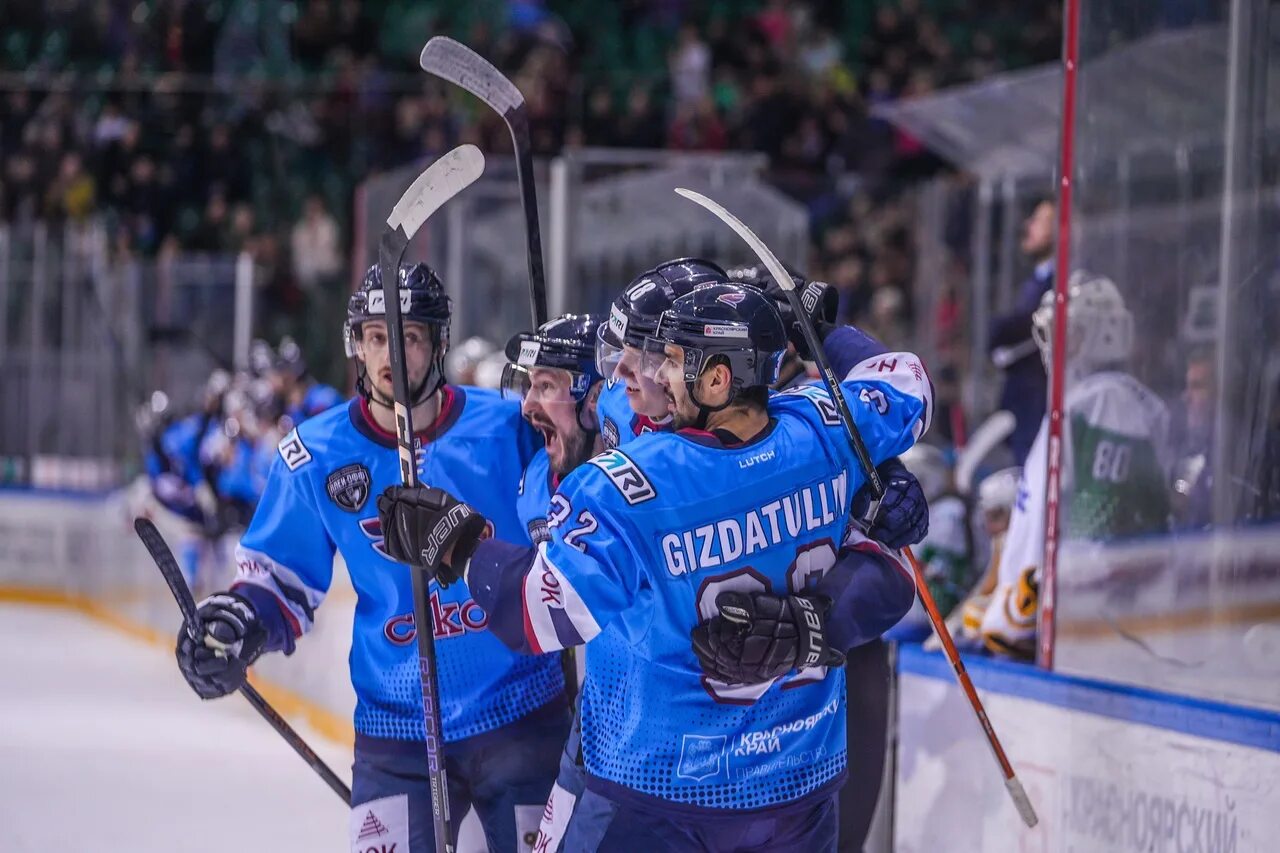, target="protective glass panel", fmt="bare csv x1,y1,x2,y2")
1051,3,1280,712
